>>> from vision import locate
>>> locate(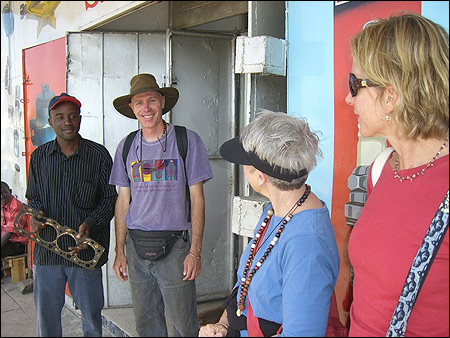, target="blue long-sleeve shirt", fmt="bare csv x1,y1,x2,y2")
235,202,340,337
